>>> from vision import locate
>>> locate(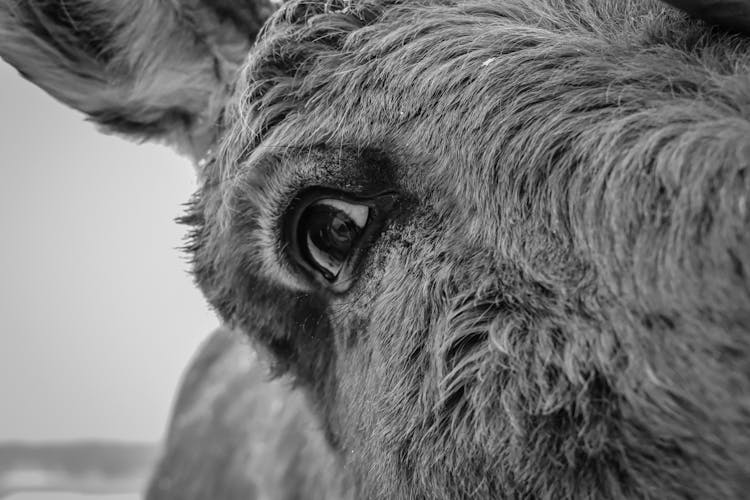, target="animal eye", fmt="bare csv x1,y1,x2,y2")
284,190,397,291
297,199,369,281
